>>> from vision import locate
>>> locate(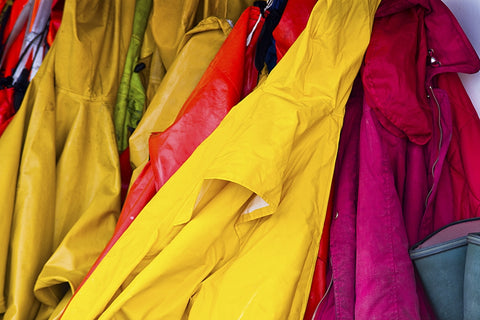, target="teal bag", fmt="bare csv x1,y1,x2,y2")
464,233,480,320
410,218,480,320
